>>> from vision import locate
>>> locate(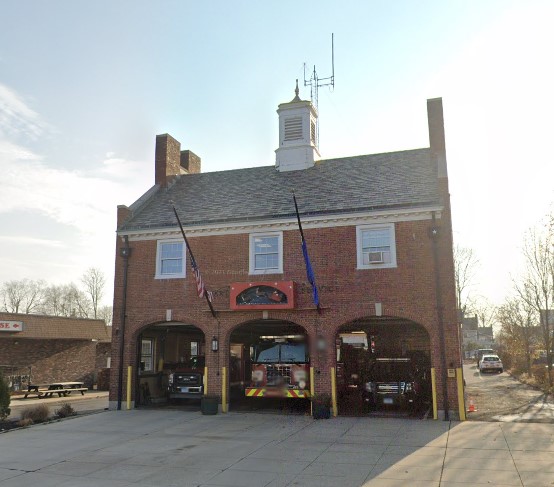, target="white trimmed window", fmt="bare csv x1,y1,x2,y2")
249,232,283,275
155,240,186,279
357,224,397,269
141,338,154,372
